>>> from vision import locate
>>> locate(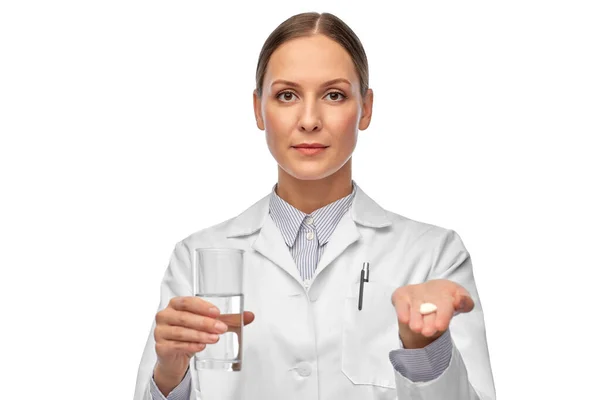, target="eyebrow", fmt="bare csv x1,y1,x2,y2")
270,78,352,88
